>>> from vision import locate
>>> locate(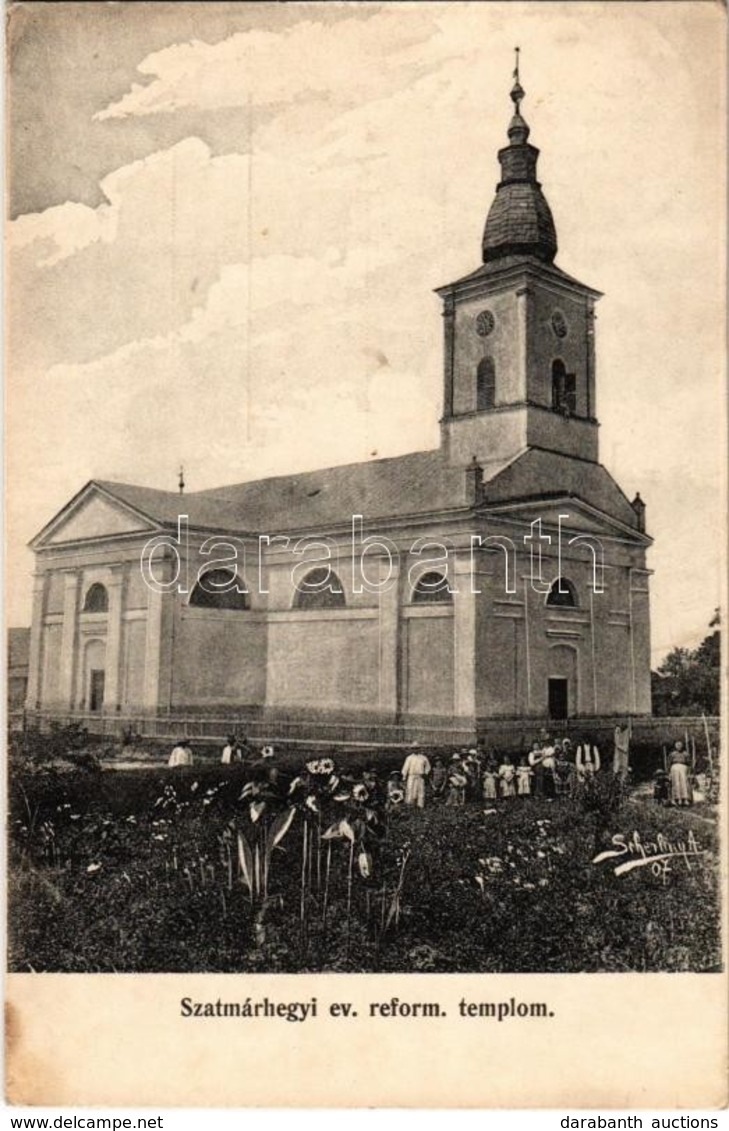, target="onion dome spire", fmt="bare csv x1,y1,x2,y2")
482,50,558,264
